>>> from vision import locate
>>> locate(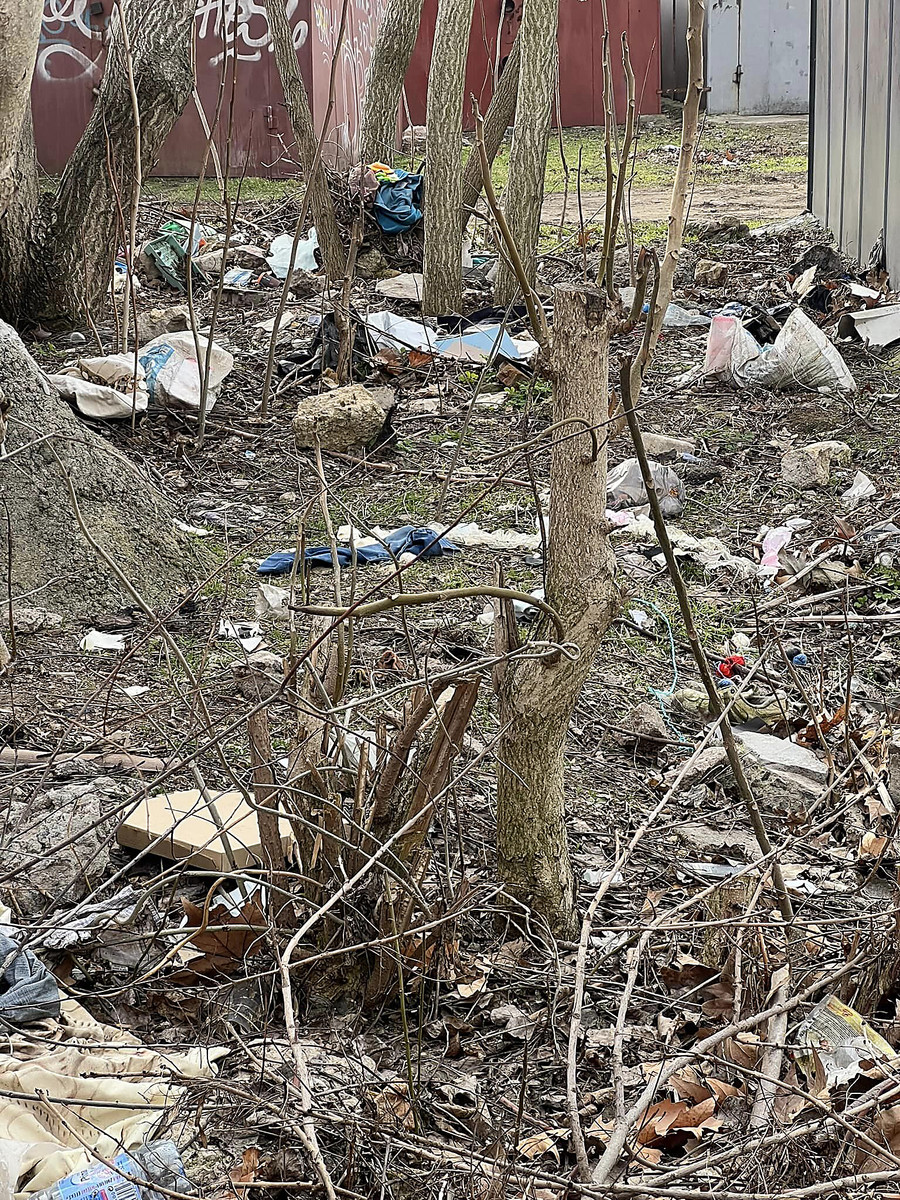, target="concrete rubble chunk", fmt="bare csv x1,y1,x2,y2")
694,259,728,286
732,728,828,783
293,384,395,451
642,433,696,457
0,778,124,914
375,273,424,303
781,440,852,488
136,304,190,345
